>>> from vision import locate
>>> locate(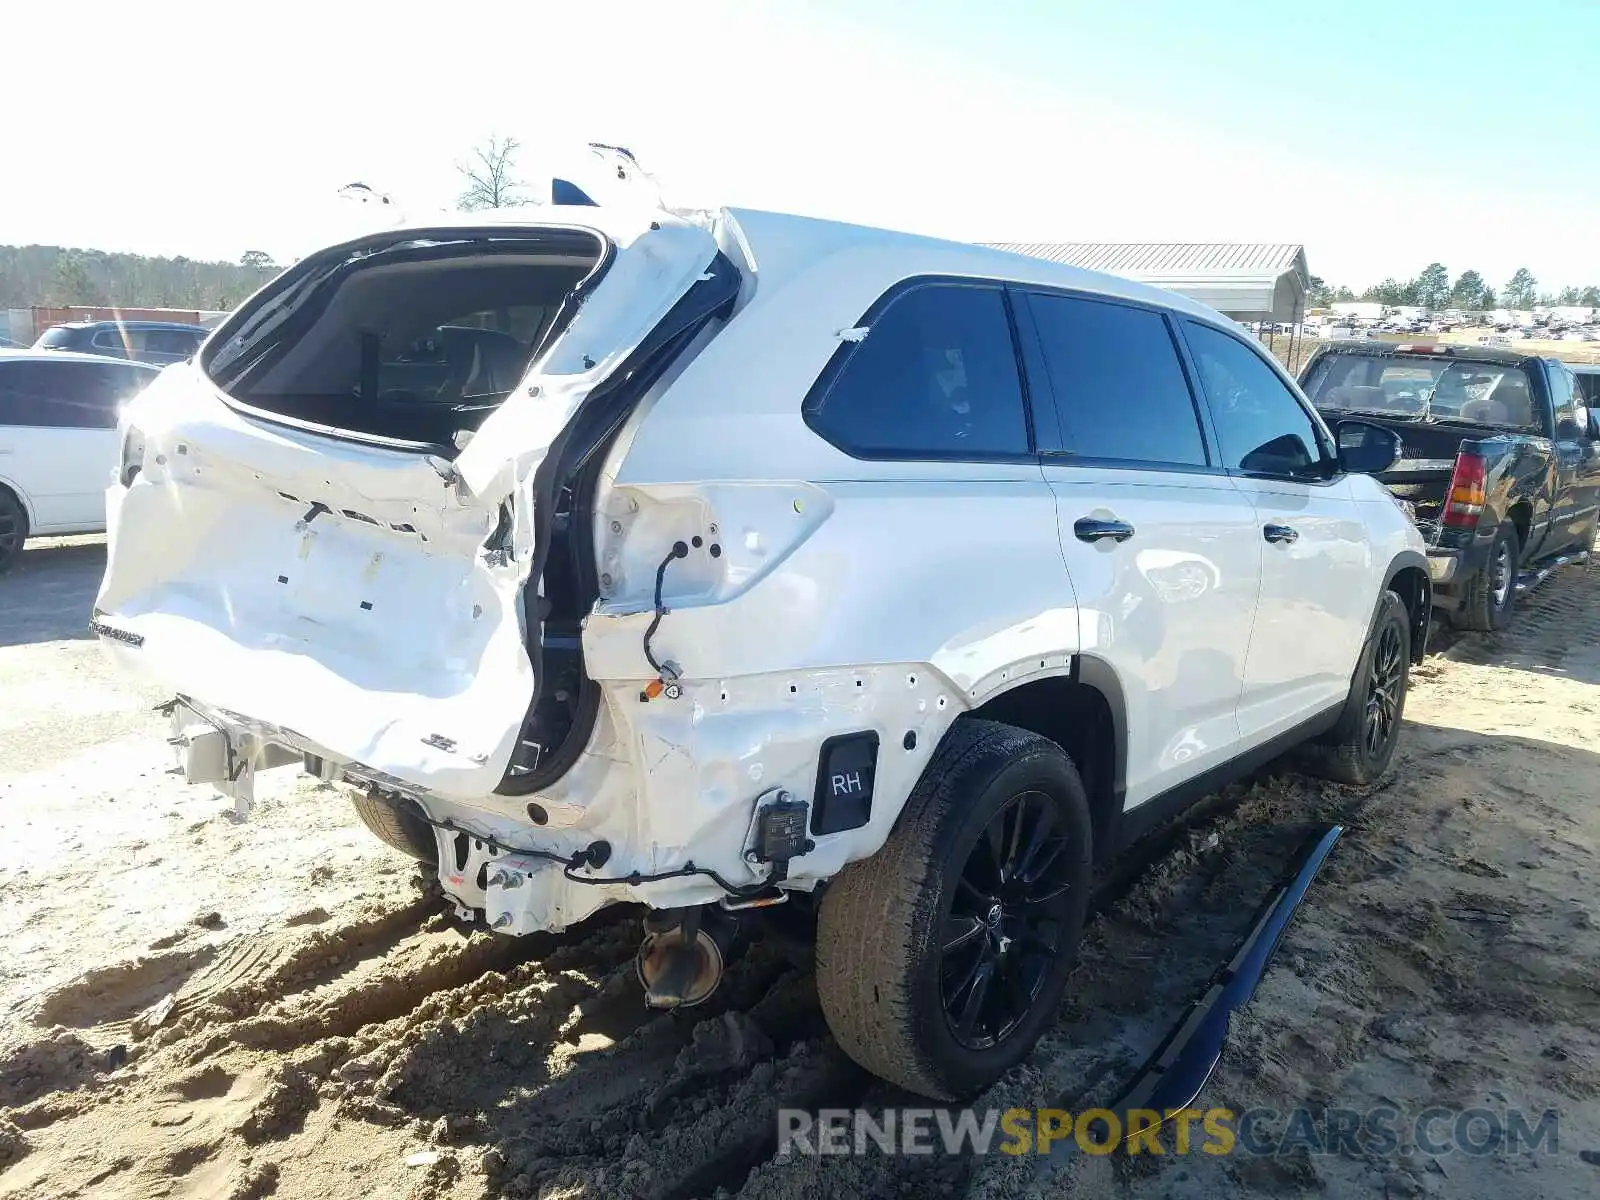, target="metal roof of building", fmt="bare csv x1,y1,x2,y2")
981,242,1311,322
982,242,1305,276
